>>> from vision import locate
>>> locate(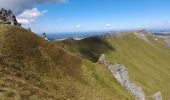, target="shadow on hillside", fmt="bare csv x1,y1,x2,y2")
78,37,116,62
57,36,115,63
